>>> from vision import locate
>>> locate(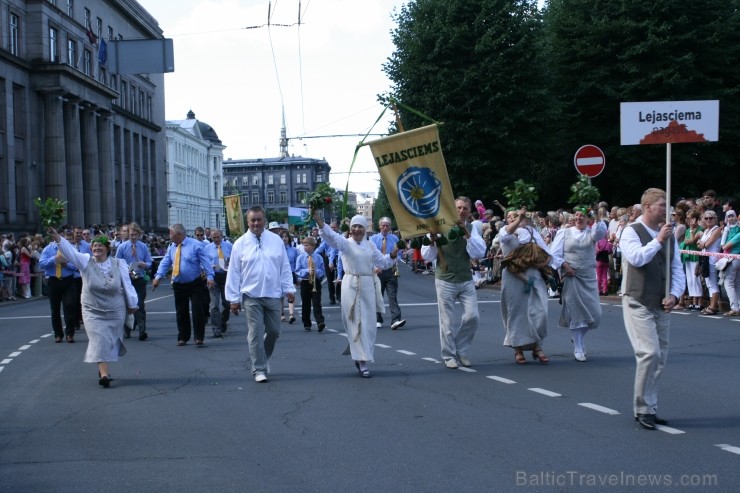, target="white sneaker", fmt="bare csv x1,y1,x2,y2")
254,372,268,383
458,355,472,367
376,322,382,328
390,319,406,330
574,351,587,362
444,359,459,369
